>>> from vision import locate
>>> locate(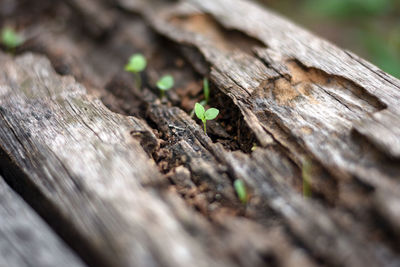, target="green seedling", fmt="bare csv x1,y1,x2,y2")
199,78,210,106
302,159,312,198
156,75,174,99
234,179,248,204
190,78,210,117
125,53,147,89
194,102,219,134
1,27,23,52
